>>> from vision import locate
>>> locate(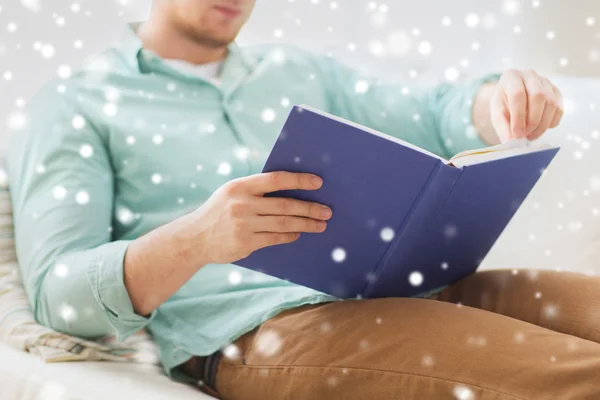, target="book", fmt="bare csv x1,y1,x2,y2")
234,105,560,299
